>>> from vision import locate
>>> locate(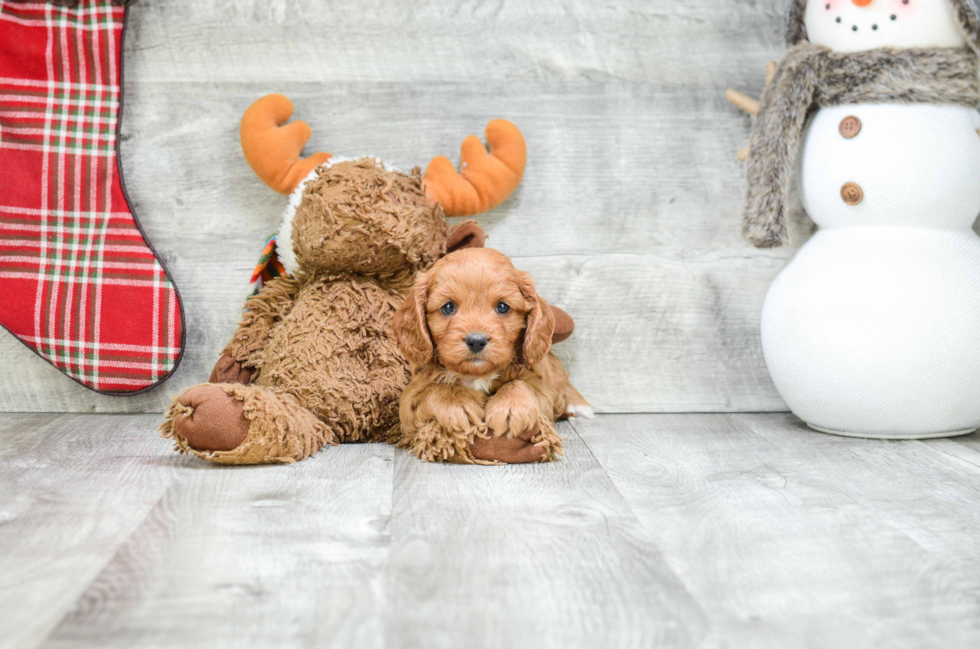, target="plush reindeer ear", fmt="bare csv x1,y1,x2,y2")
394,271,435,366
518,272,555,366
424,120,526,217
446,221,486,254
